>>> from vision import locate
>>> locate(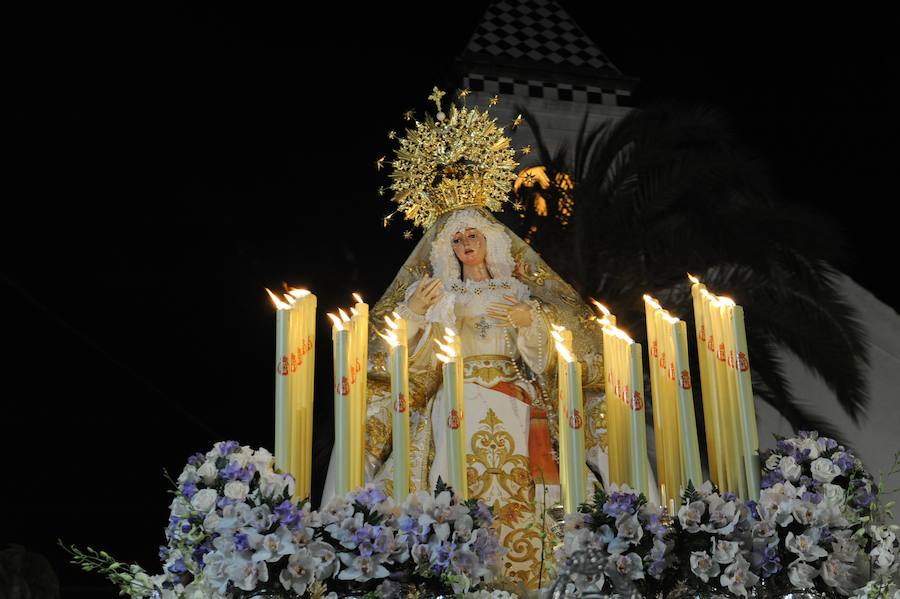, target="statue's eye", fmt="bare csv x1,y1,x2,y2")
452,238,460,244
